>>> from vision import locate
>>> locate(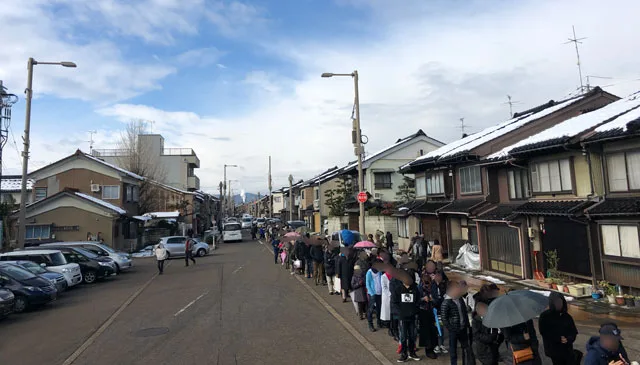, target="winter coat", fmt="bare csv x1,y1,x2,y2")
350,273,367,303
385,232,394,249
310,245,324,263
155,244,168,260
472,314,503,365
441,295,470,333
504,320,539,352
324,250,337,276
584,336,629,365
392,281,420,320
431,244,443,262
337,255,355,291
380,273,392,321
429,280,446,310
294,241,305,259
539,292,578,360
303,243,312,260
